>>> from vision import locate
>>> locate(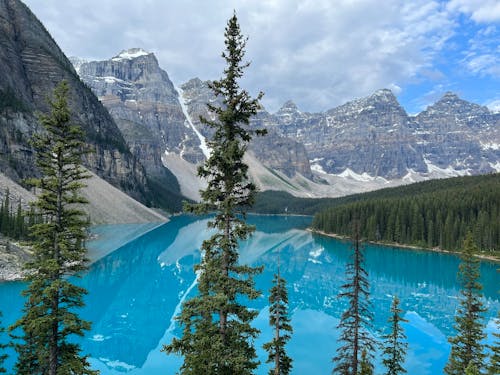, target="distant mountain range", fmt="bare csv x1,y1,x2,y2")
0,0,498,218
72,47,499,201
